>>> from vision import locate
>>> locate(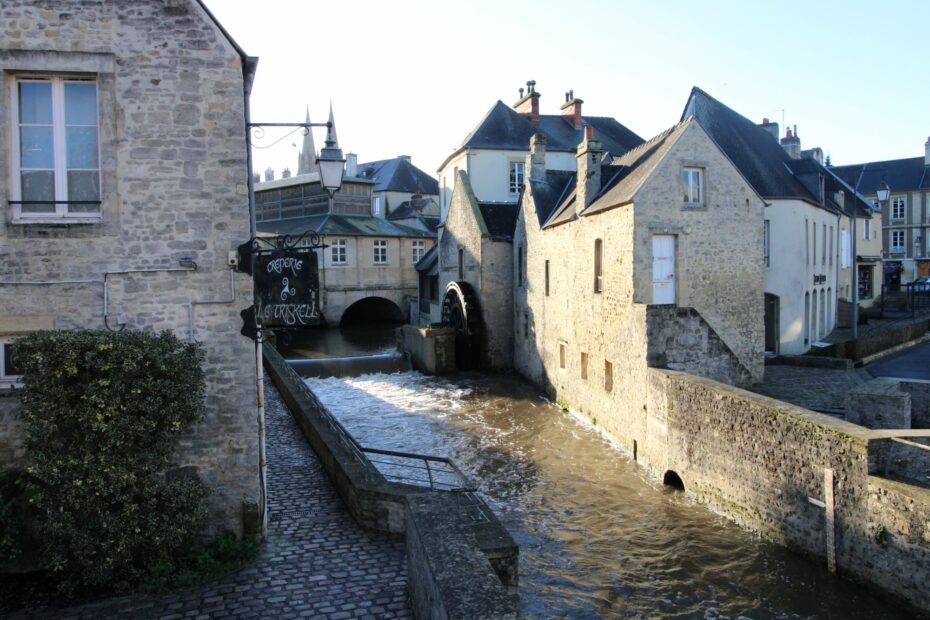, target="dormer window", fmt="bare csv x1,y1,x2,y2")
682,167,703,205
509,161,525,194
